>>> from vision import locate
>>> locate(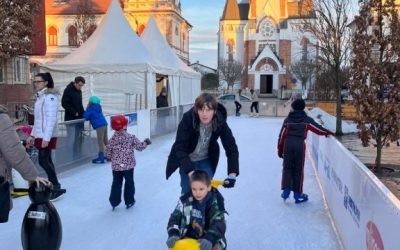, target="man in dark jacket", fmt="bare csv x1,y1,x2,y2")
156,87,168,108
277,99,333,203
61,76,85,152
166,93,239,194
